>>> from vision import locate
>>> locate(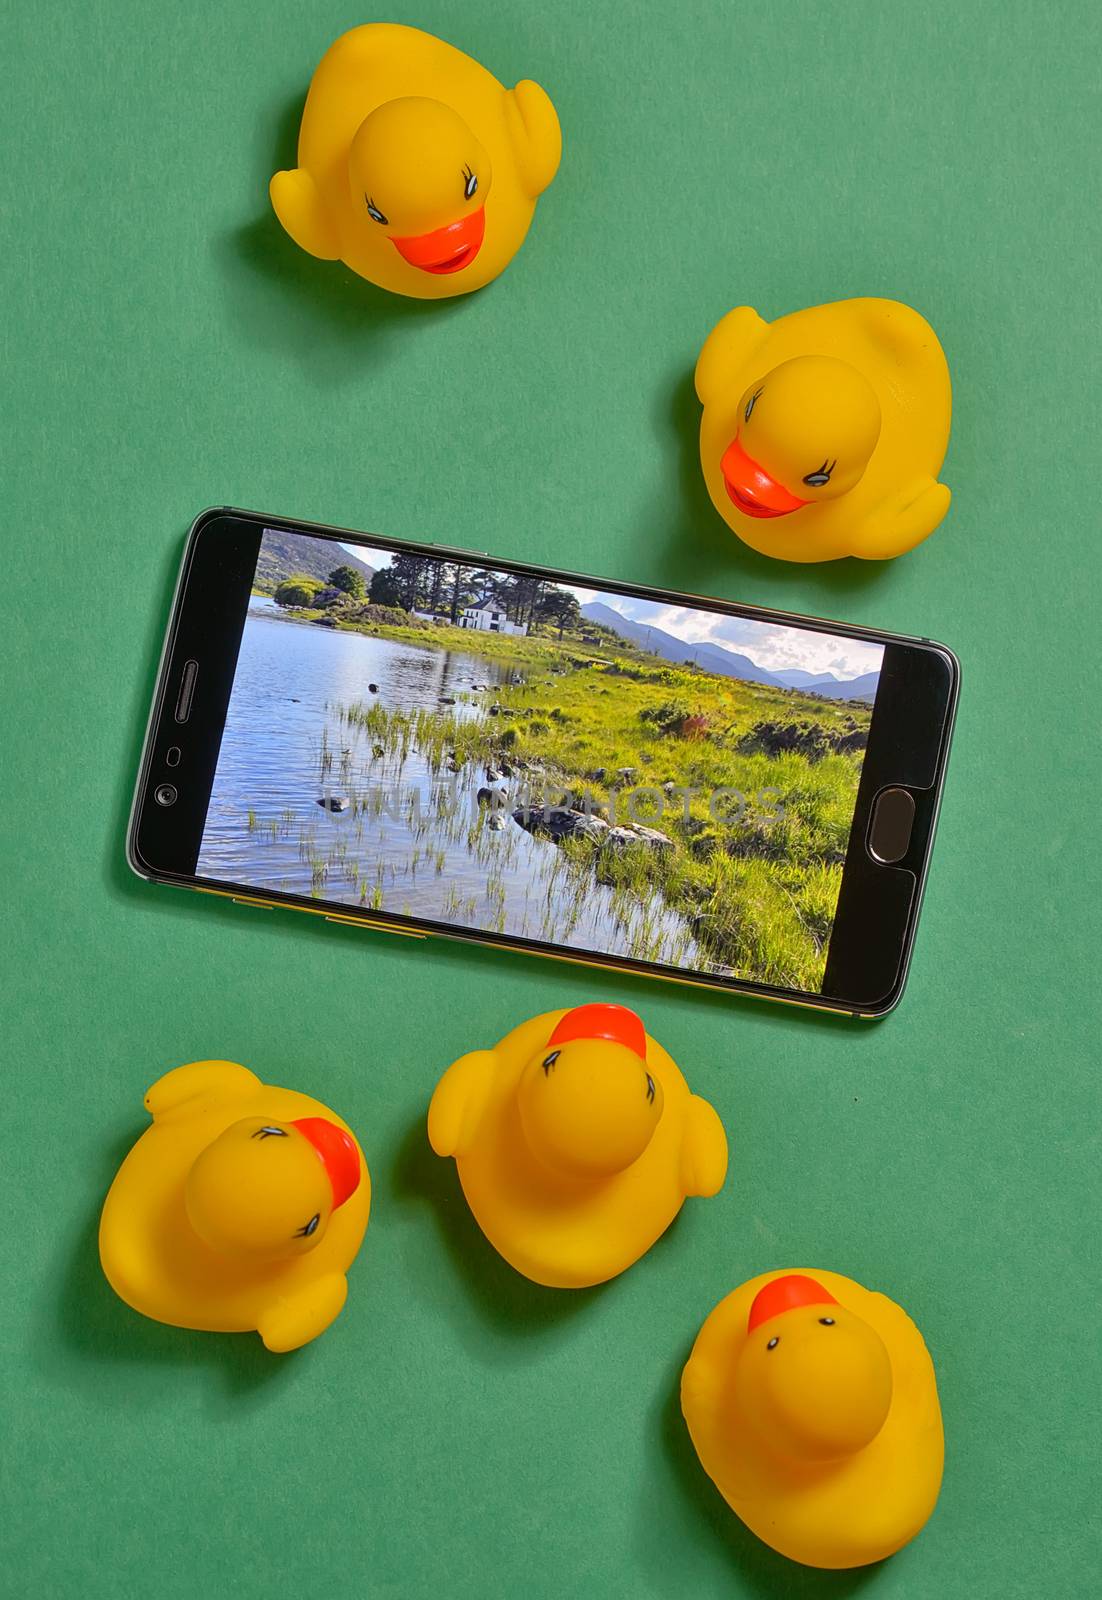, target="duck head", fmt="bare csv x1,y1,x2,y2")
516,1003,664,1180
721,357,881,520
185,1116,362,1262
733,1274,893,1461
348,97,492,277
